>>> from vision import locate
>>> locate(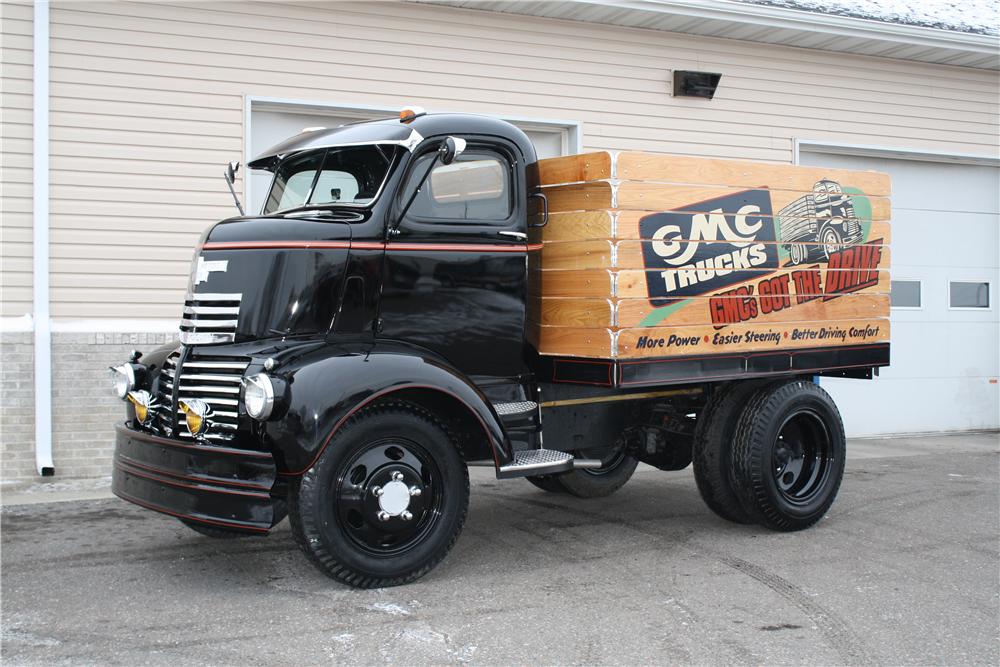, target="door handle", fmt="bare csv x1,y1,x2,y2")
498,231,527,241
